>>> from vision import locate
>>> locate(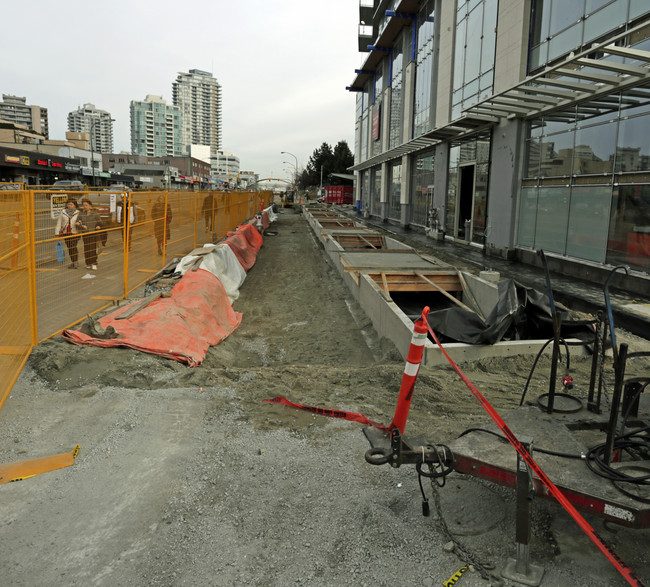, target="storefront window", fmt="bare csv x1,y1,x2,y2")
411,150,435,227
388,162,402,221
371,167,382,216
